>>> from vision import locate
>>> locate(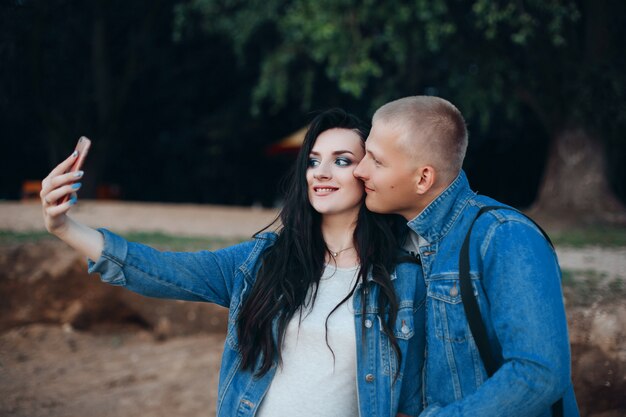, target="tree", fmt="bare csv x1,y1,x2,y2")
178,0,626,221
